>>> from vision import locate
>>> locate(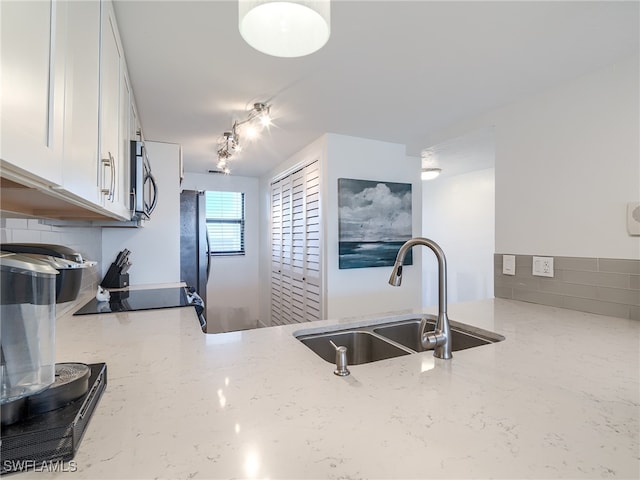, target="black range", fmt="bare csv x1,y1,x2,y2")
74,287,190,316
